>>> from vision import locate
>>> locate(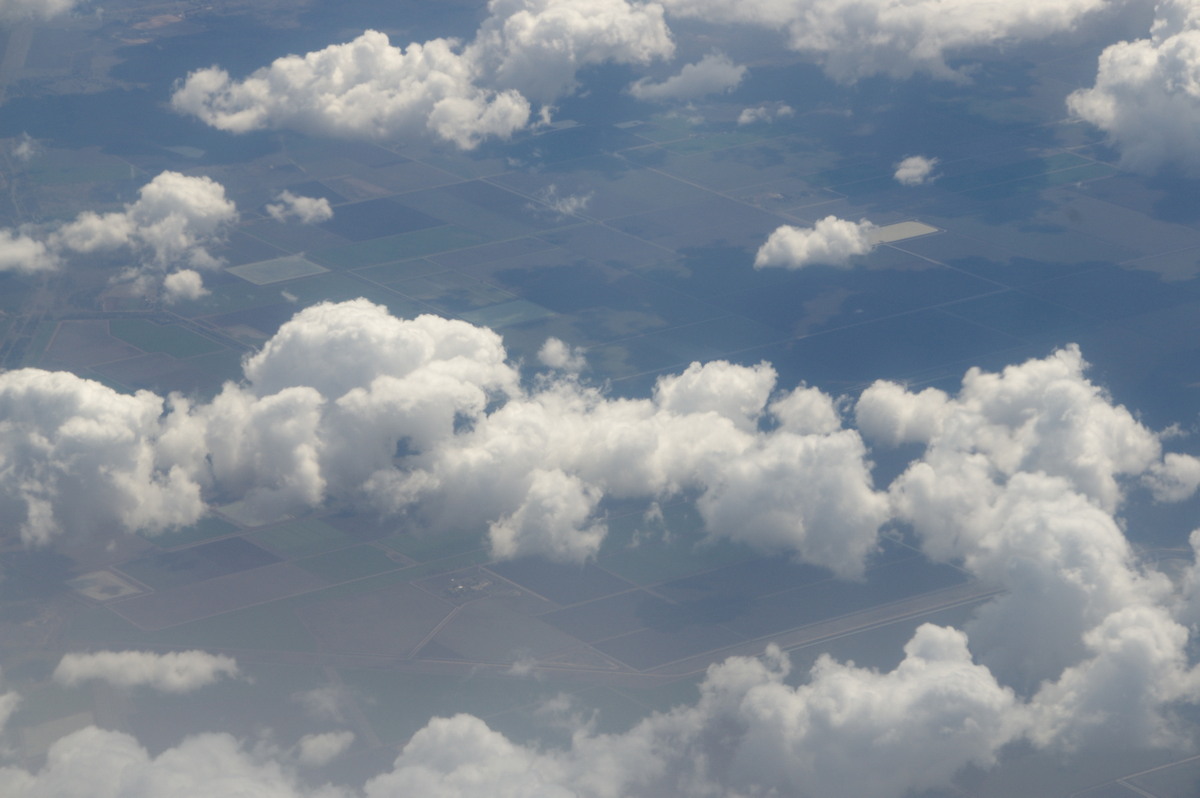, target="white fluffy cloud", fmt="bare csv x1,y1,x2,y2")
171,32,532,150
0,369,205,546
172,0,674,148
266,191,334,225
628,52,746,101
661,0,1109,82
754,216,876,270
295,731,355,768
6,330,1200,795
3,300,885,573
537,337,587,372
893,155,938,185
858,345,1198,711
0,229,59,274
1069,0,1200,174
53,650,240,694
